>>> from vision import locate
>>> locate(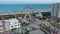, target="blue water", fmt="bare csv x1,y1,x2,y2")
0,4,52,13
